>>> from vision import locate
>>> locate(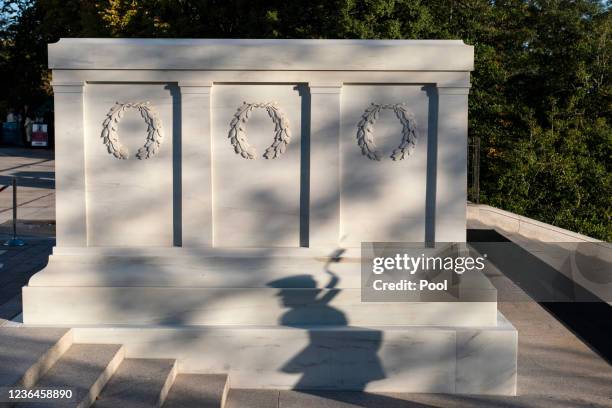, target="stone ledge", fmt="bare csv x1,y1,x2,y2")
49,39,474,71
468,204,604,244
22,286,498,327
